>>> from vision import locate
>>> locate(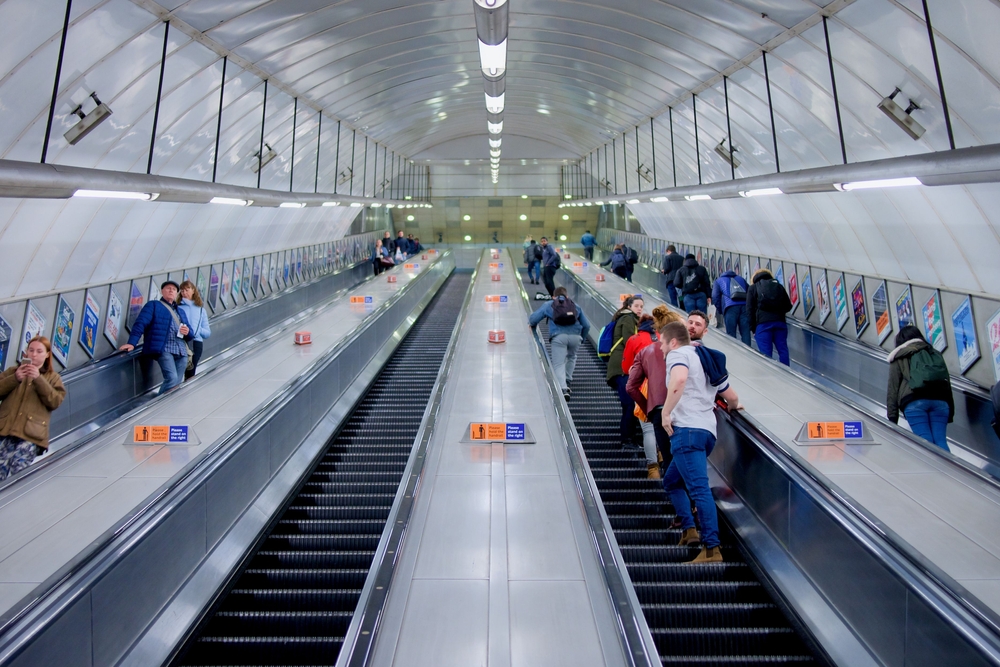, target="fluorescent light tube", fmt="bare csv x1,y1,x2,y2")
322,201,340,207
210,197,251,206
836,176,922,191
626,199,640,204
739,188,783,198
279,202,306,208
479,39,507,77
74,189,157,201
488,121,503,134
685,194,712,201
485,92,505,114
650,196,669,202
